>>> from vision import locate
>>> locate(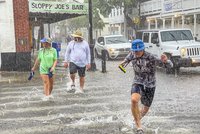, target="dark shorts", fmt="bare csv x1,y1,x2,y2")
131,84,155,107
69,62,86,77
